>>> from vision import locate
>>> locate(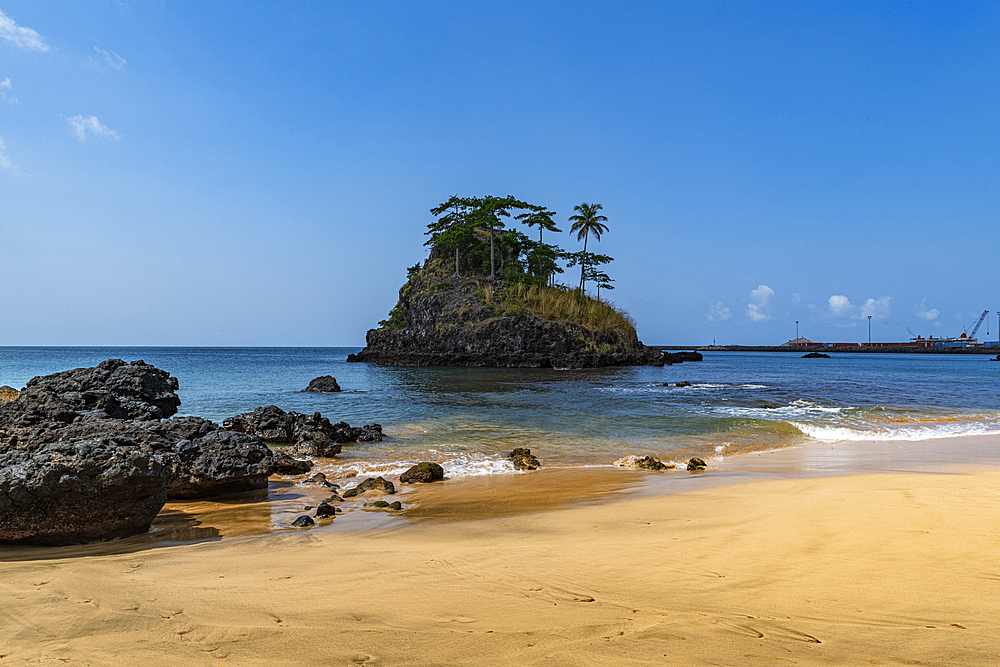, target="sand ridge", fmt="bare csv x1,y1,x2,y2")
2,463,999,665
